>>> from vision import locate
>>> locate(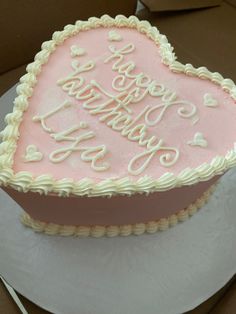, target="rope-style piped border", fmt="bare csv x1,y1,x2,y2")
21,184,217,238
